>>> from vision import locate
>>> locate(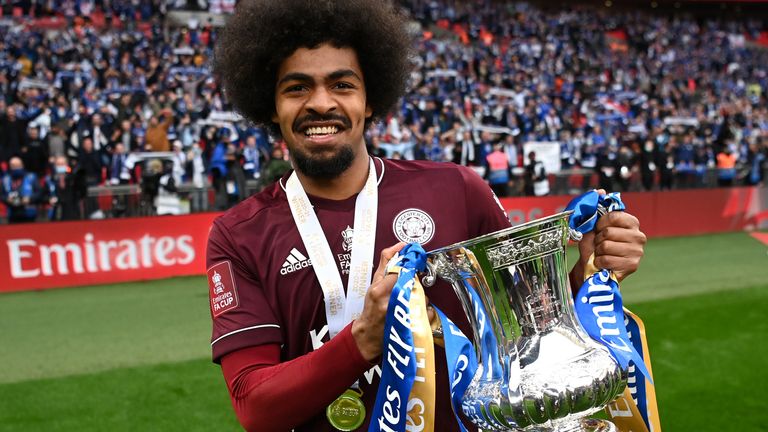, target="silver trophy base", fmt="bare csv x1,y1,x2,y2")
517,418,617,432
